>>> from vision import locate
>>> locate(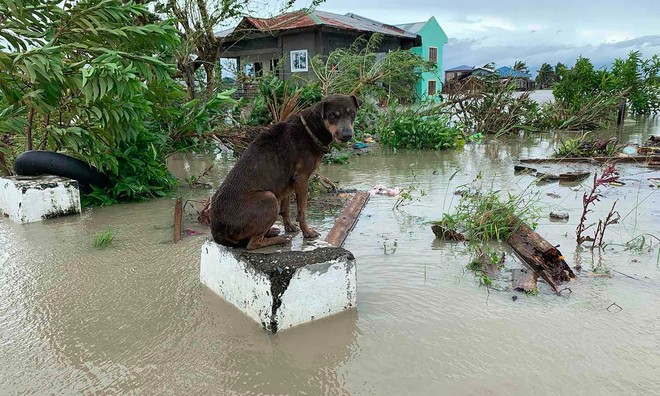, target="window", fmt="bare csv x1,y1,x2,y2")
254,62,263,77
290,49,308,72
427,80,437,96
270,58,279,71
428,47,438,63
